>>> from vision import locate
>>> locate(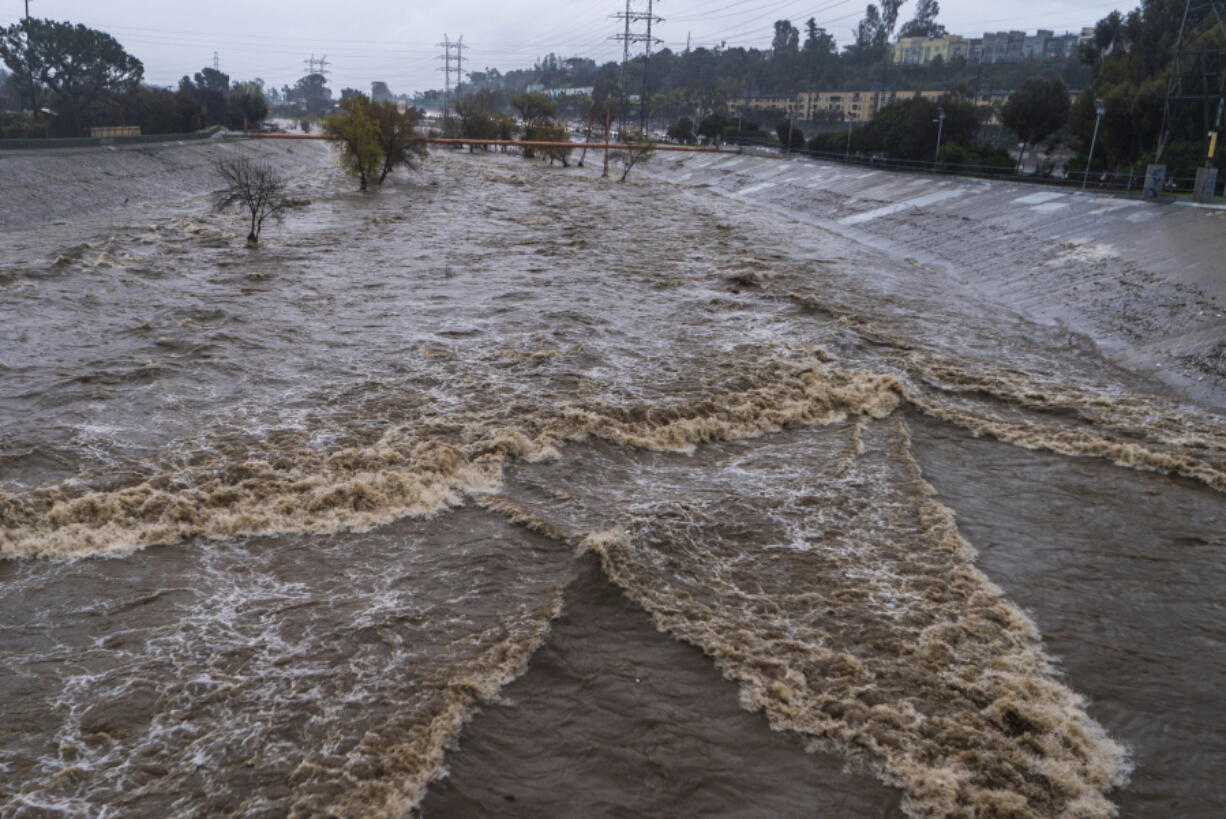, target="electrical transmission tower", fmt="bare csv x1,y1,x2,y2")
1157,0,1226,162
304,54,330,78
437,35,465,121
213,51,220,72
610,0,663,132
